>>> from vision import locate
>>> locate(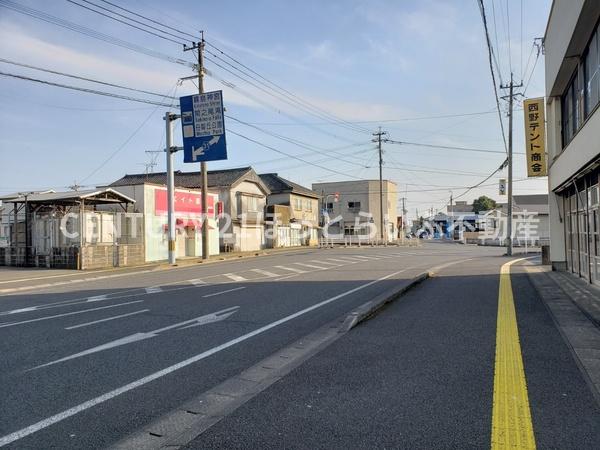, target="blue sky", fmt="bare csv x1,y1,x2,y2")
0,0,551,217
